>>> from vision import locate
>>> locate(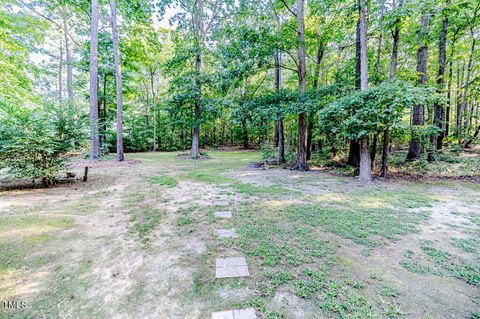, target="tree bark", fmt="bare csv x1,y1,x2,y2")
370,134,377,170
293,0,309,171
110,0,123,161
89,0,100,160
358,0,372,181
433,0,450,150
407,14,430,161
381,129,389,177
348,14,363,169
